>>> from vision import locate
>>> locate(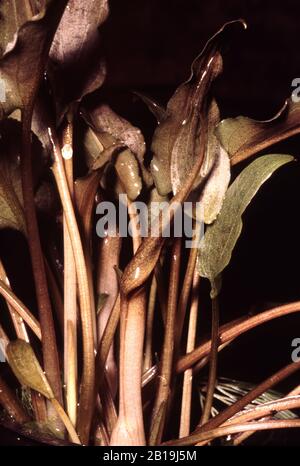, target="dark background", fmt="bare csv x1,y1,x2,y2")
103,0,300,117
2,0,300,445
